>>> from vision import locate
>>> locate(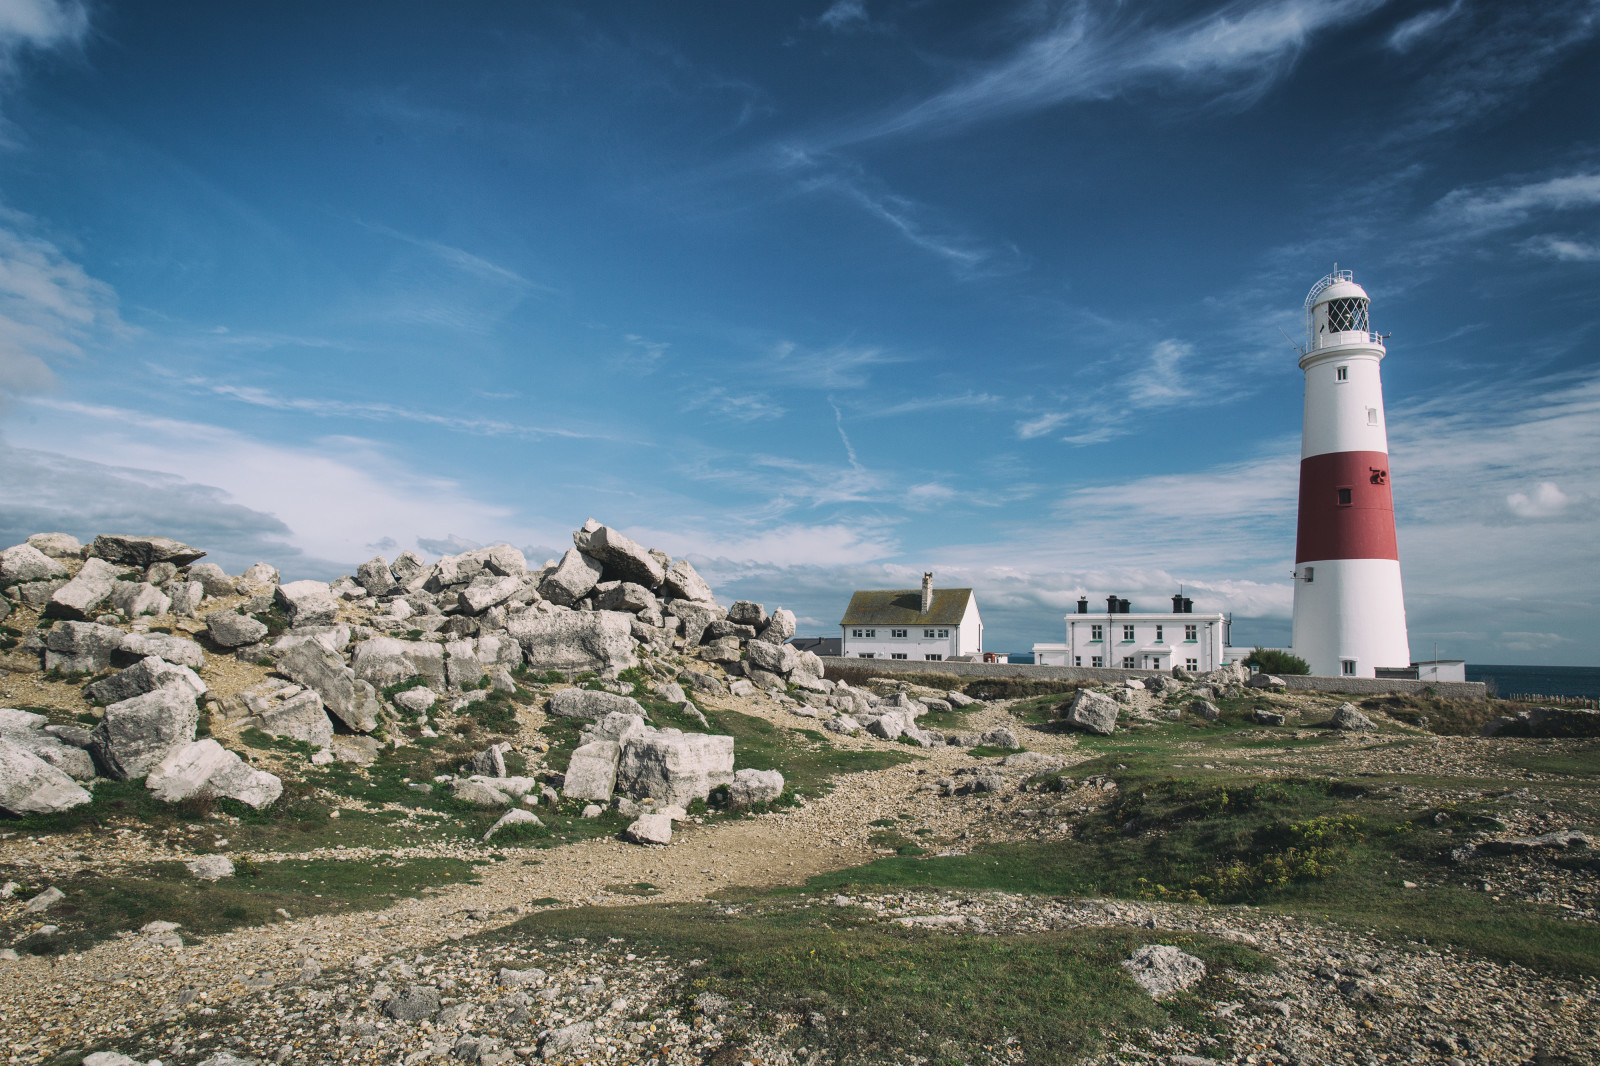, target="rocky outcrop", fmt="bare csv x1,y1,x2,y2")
509,610,637,677
1329,703,1376,732
91,535,206,568
616,730,734,808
